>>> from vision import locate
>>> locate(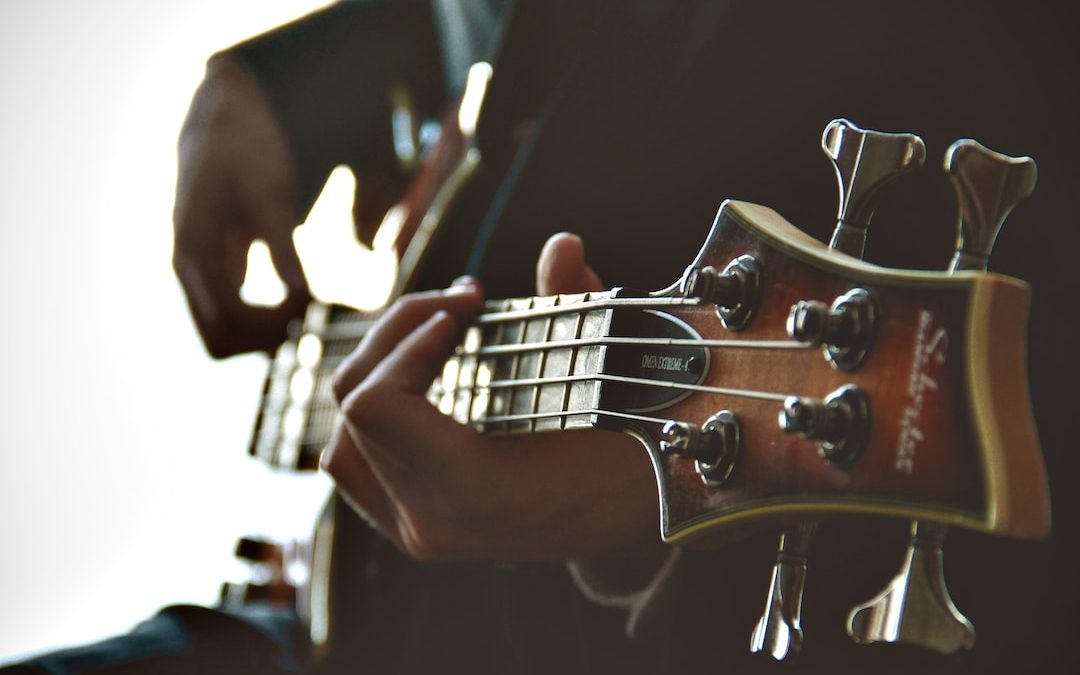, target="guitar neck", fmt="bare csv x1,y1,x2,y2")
251,290,628,469
250,303,377,470
428,290,615,434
